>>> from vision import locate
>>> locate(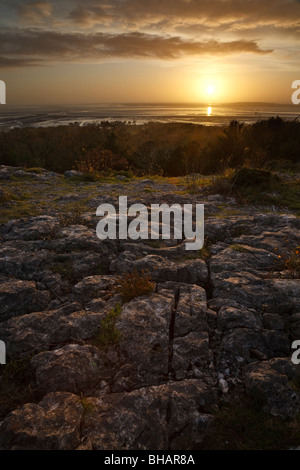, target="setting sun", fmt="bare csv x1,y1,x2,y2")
206,85,215,96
